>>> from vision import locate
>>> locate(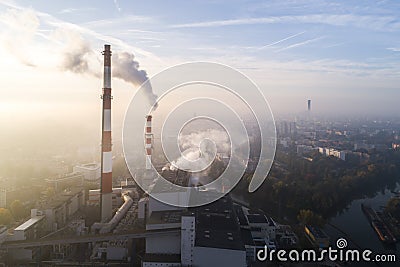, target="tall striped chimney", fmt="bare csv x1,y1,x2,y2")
145,115,153,170
101,44,113,222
